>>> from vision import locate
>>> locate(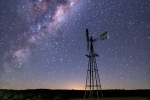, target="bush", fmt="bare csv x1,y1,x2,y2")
32,96,38,100
13,94,24,100
37,95,43,99
4,94,12,99
53,96,63,100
